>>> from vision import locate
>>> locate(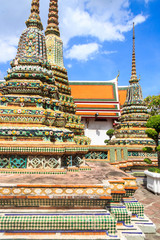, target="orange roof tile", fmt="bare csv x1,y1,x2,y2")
76,112,119,117
118,87,128,107
71,84,114,100
70,80,128,118
70,80,119,102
